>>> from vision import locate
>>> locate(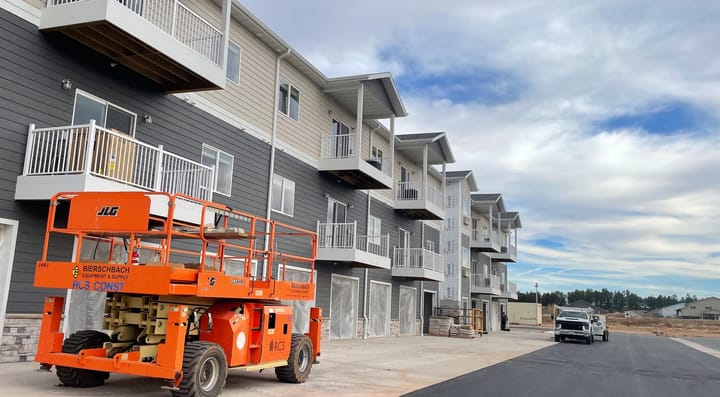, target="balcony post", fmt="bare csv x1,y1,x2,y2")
355,83,364,160
171,0,178,37
352,221,357,249
154,144,164,191
84,119,96,176
389,115,395,178
422,143,428,200
22,124,35,175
